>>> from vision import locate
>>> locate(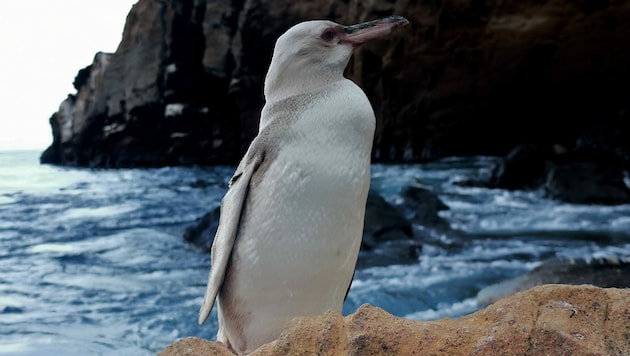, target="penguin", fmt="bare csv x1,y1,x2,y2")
199,16,409,354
